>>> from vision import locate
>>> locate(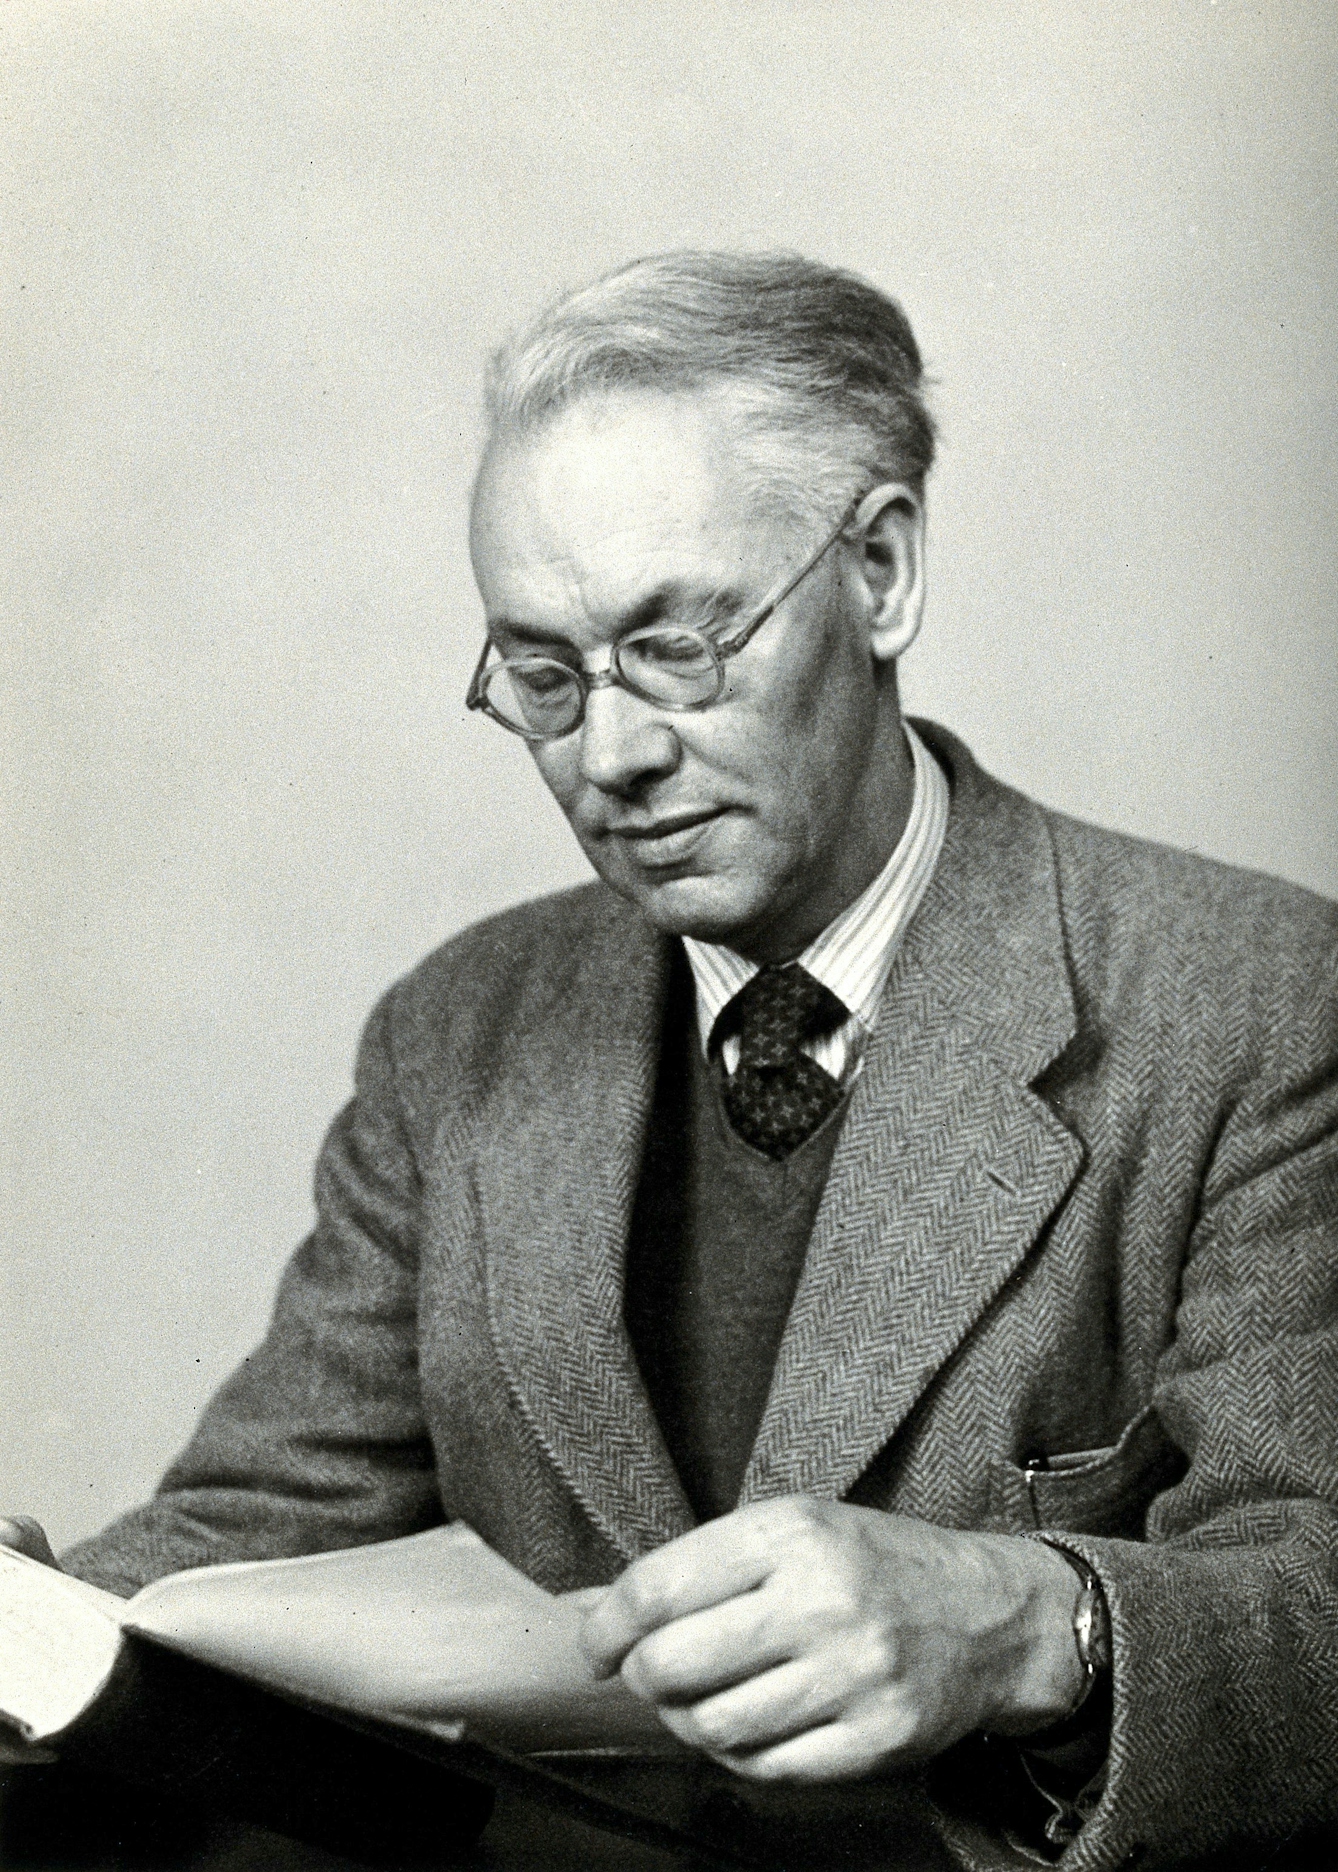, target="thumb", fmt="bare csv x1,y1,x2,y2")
0,1515,59,1568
